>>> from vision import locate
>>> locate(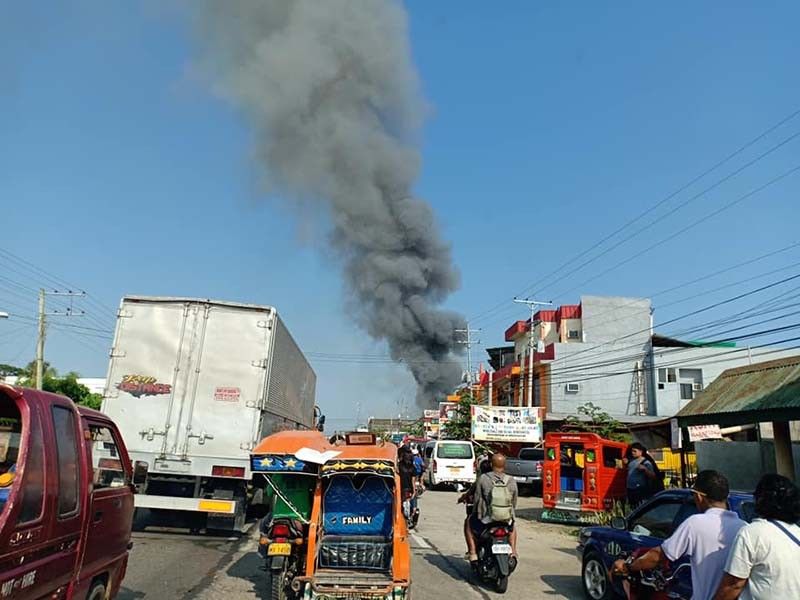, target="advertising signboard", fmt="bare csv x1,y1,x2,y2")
470,405,544,443
438,402,458,426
